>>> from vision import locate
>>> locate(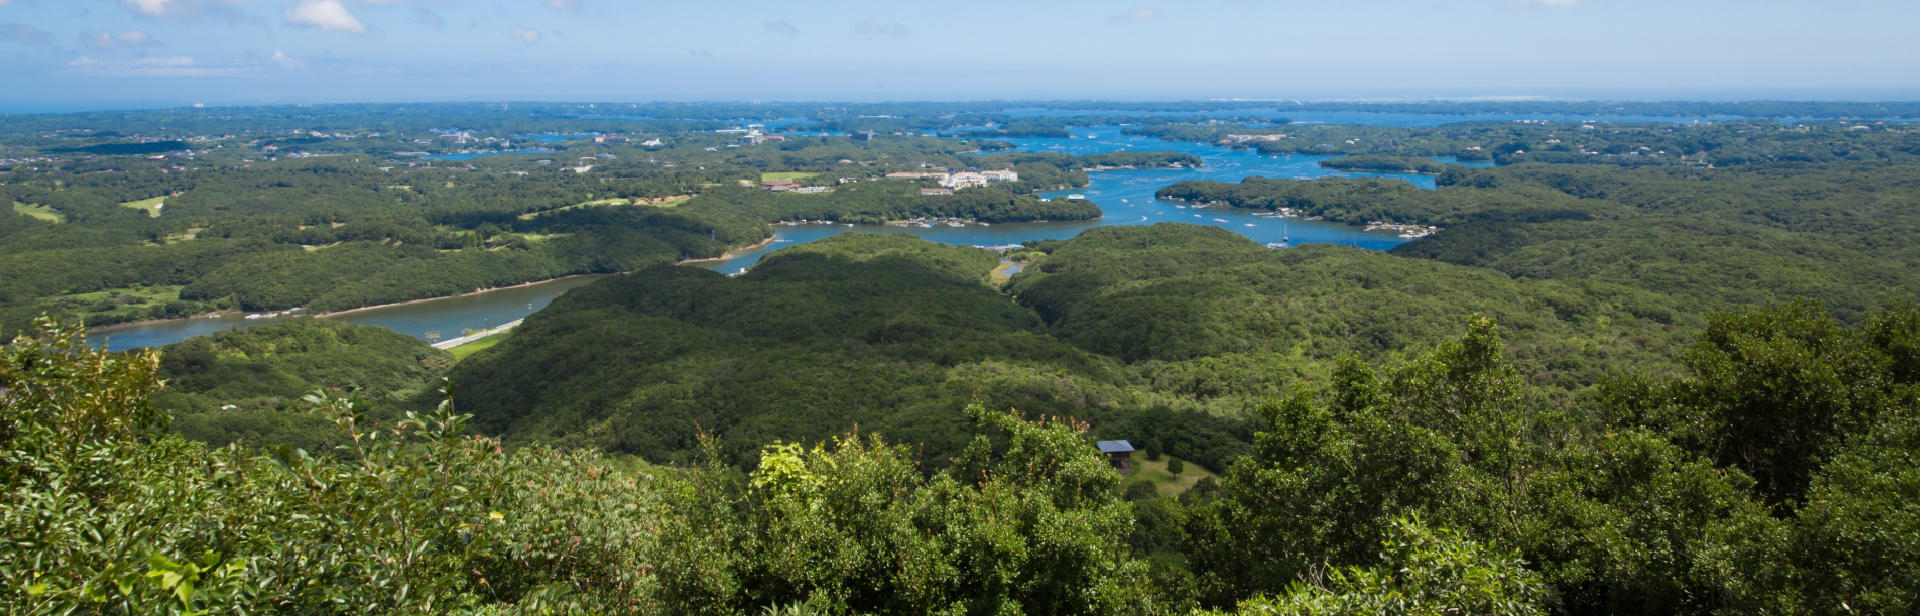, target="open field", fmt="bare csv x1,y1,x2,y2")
13,201,63,223
760,172,819,181
1121,454,1219,498
122,196,166,217
448,333,506,361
